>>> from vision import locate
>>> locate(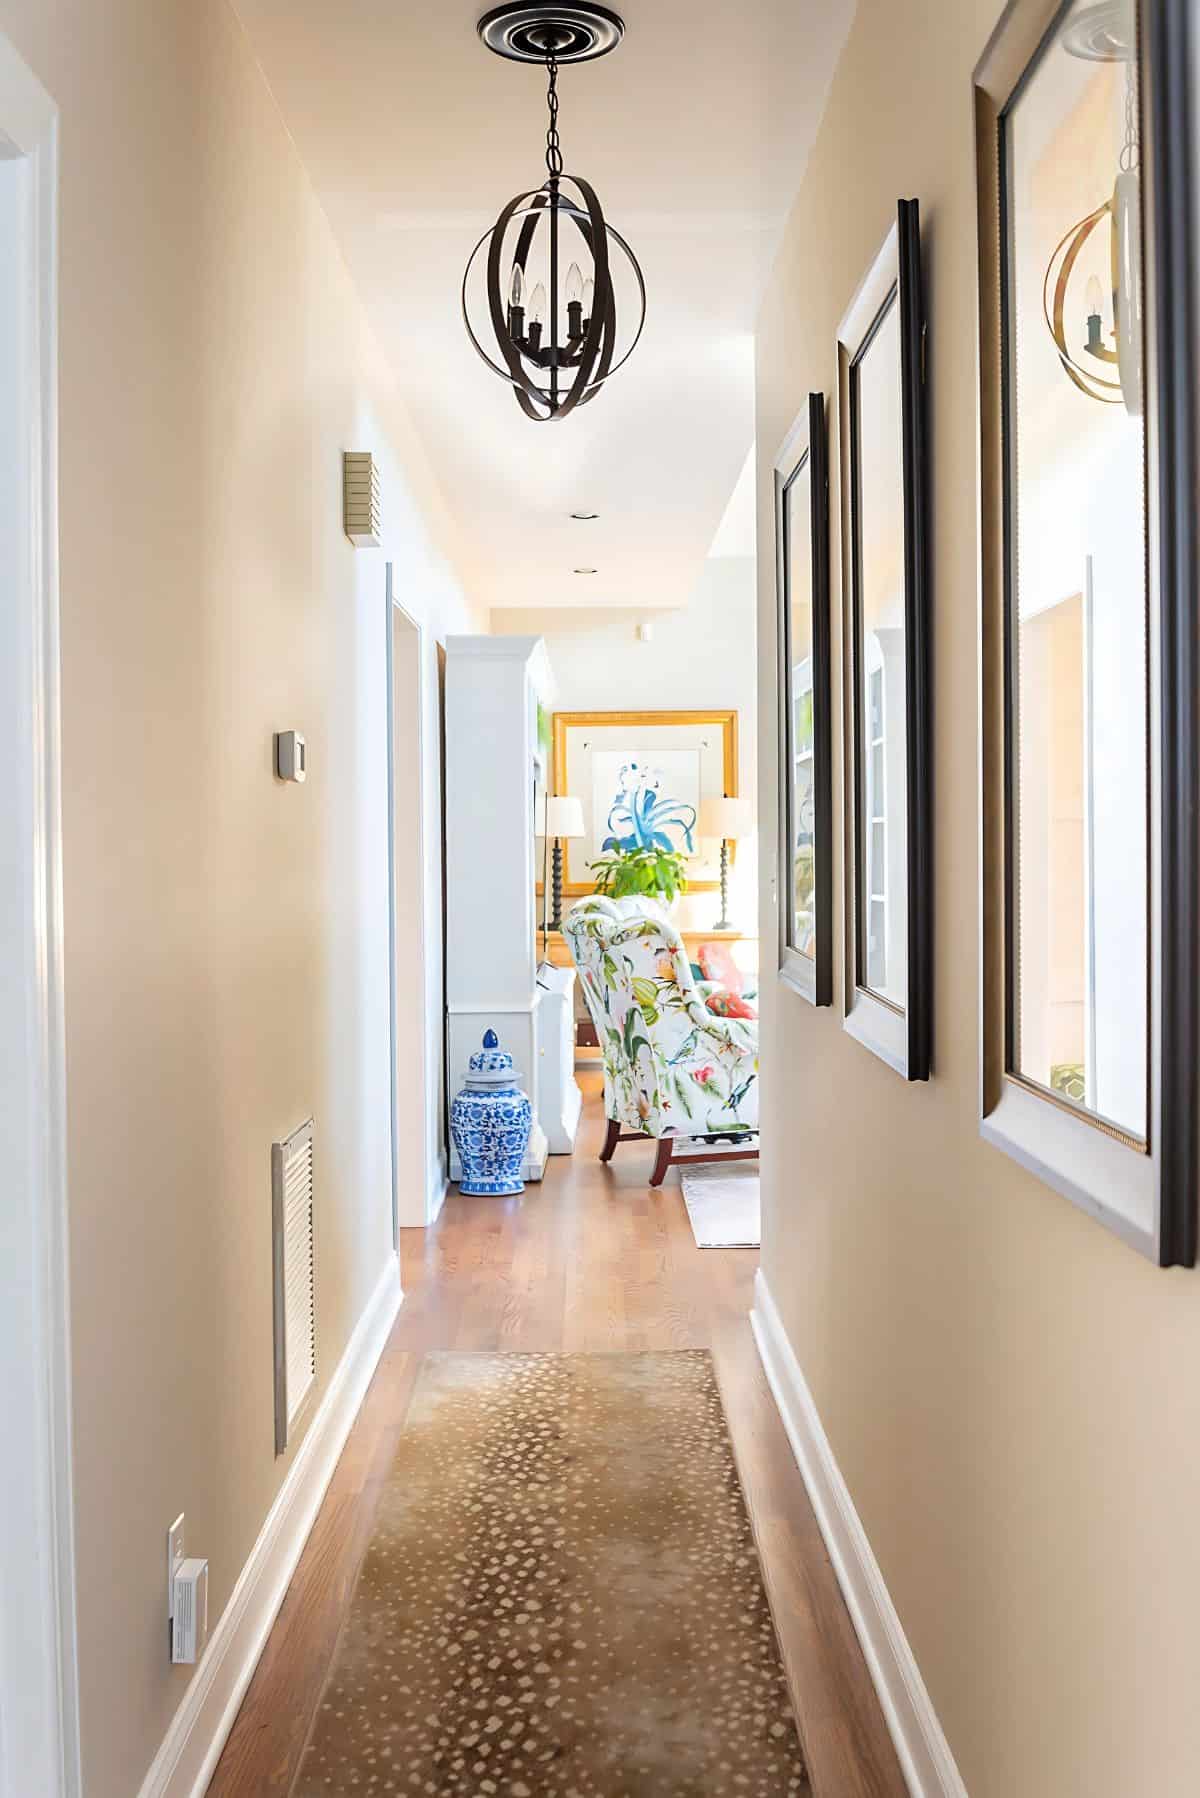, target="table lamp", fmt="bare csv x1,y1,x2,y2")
542,794,585,952
699,794,752,931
